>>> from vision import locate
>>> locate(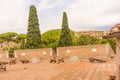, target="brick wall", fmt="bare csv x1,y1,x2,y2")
57,44,114,60
0,49,8,60
15,48,53,61
0,44,115,62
